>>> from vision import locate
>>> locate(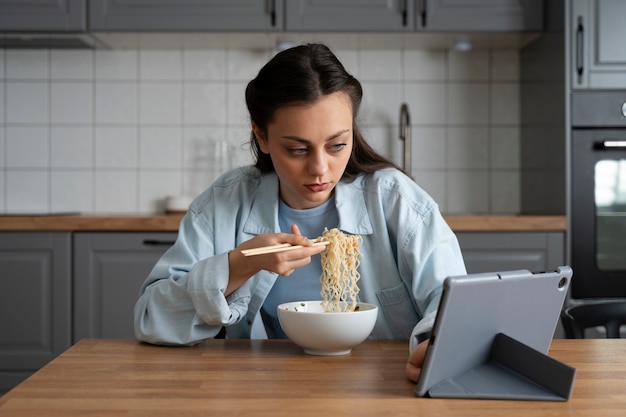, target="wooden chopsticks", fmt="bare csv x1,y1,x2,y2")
241,240,329,256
